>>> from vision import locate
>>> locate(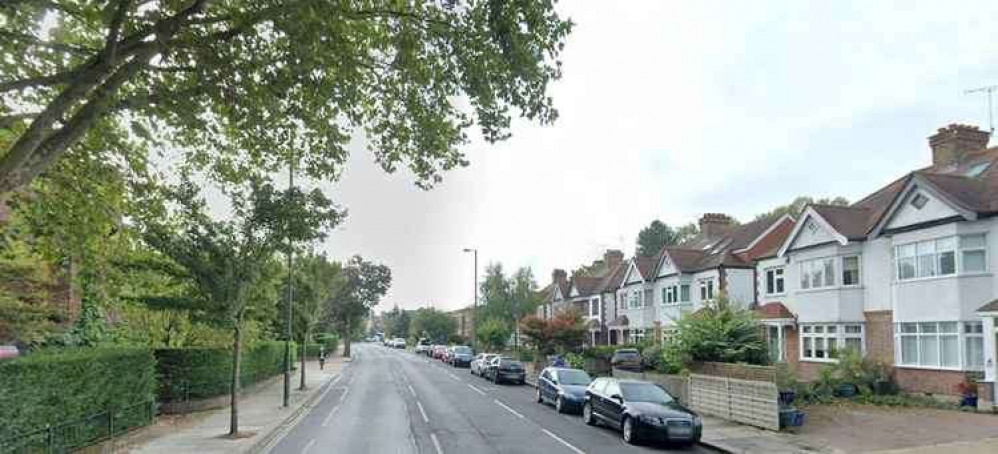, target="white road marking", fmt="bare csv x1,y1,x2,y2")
467,384,486,396
447,372,461,381
340,387,350,401
493,399,524,419
430,433,444,454
321,405,341,427
407,384,417,396
541,428,586,454
302,438,316,454
416,400,430,423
